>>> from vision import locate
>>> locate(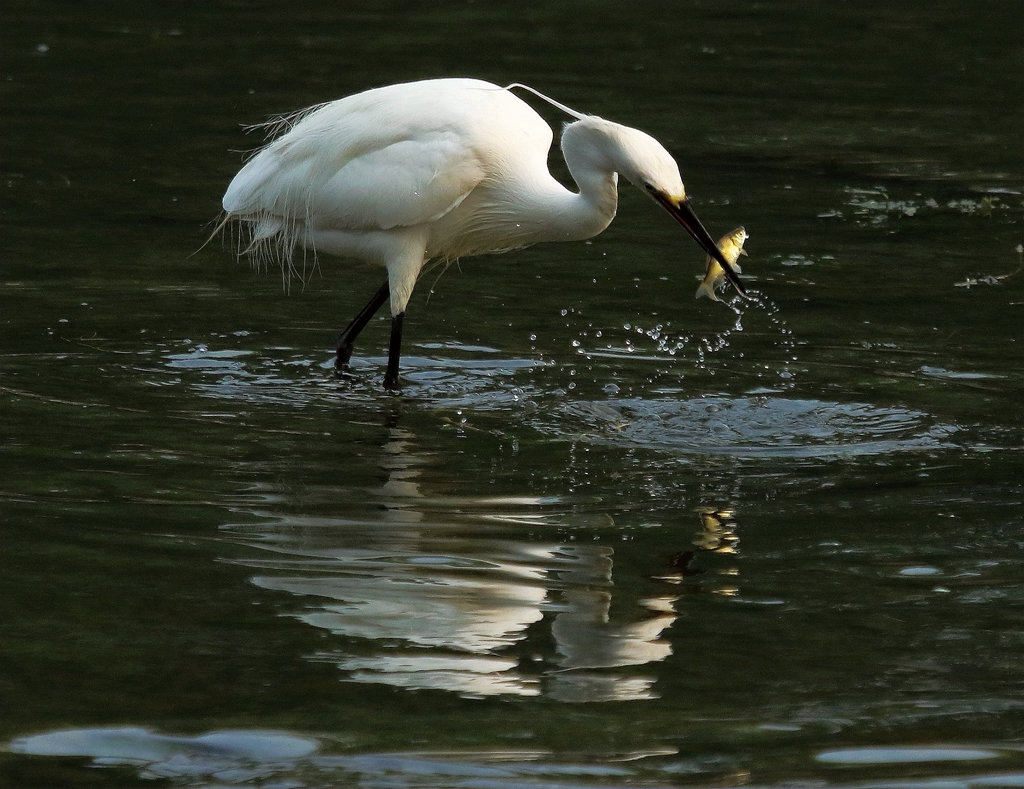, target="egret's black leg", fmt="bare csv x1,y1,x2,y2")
383,312,404,390
335,279,390,370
